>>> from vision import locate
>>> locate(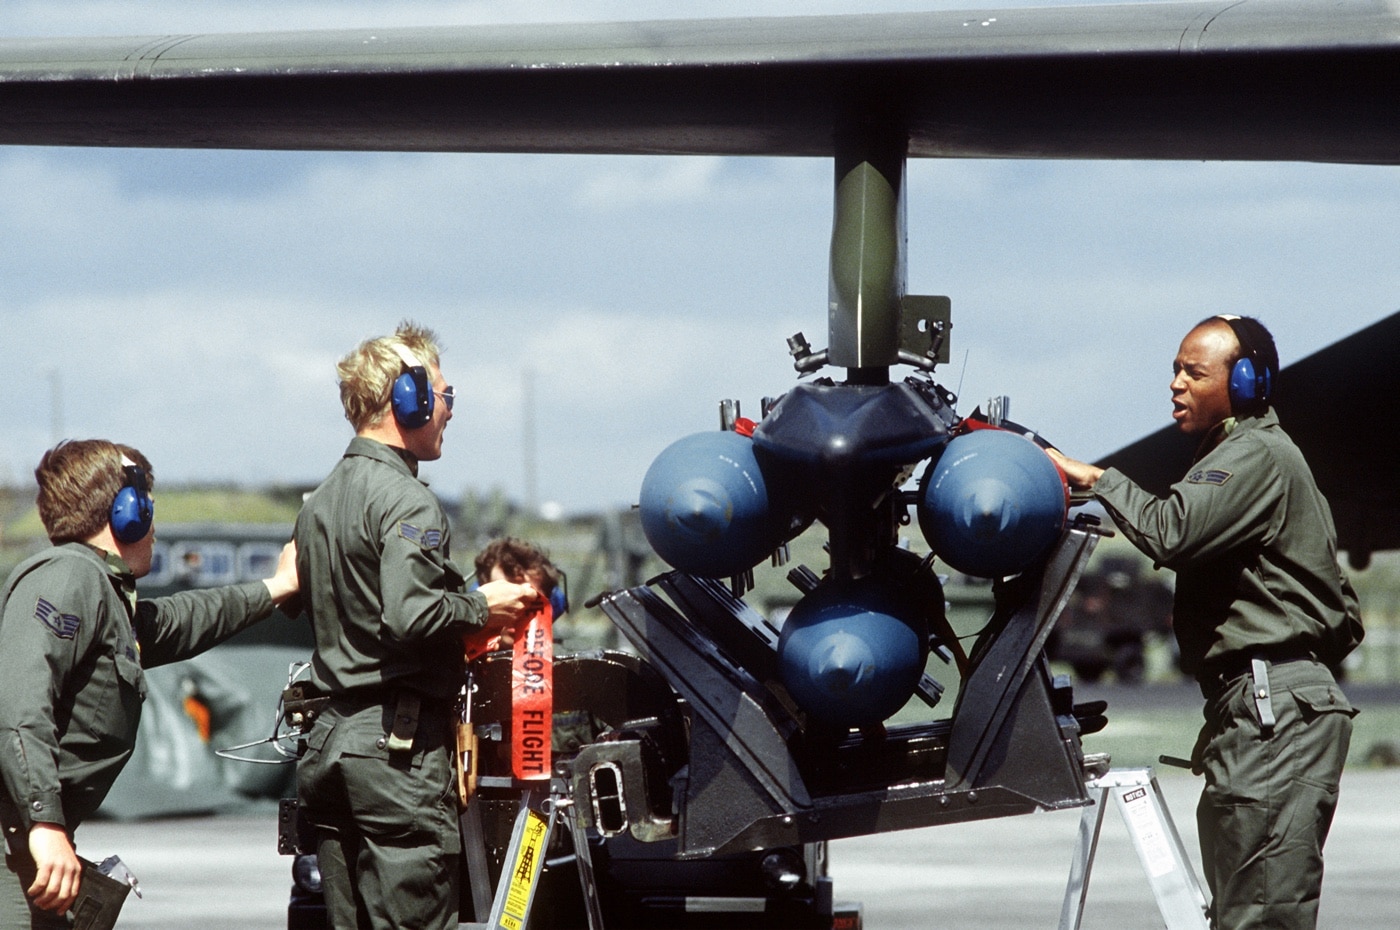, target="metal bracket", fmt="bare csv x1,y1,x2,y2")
898,295,952,368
